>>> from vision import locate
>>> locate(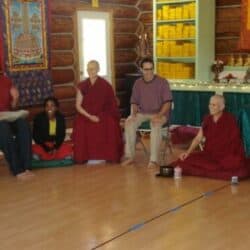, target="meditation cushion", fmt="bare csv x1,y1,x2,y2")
171,126,199,144
31,158,74,169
